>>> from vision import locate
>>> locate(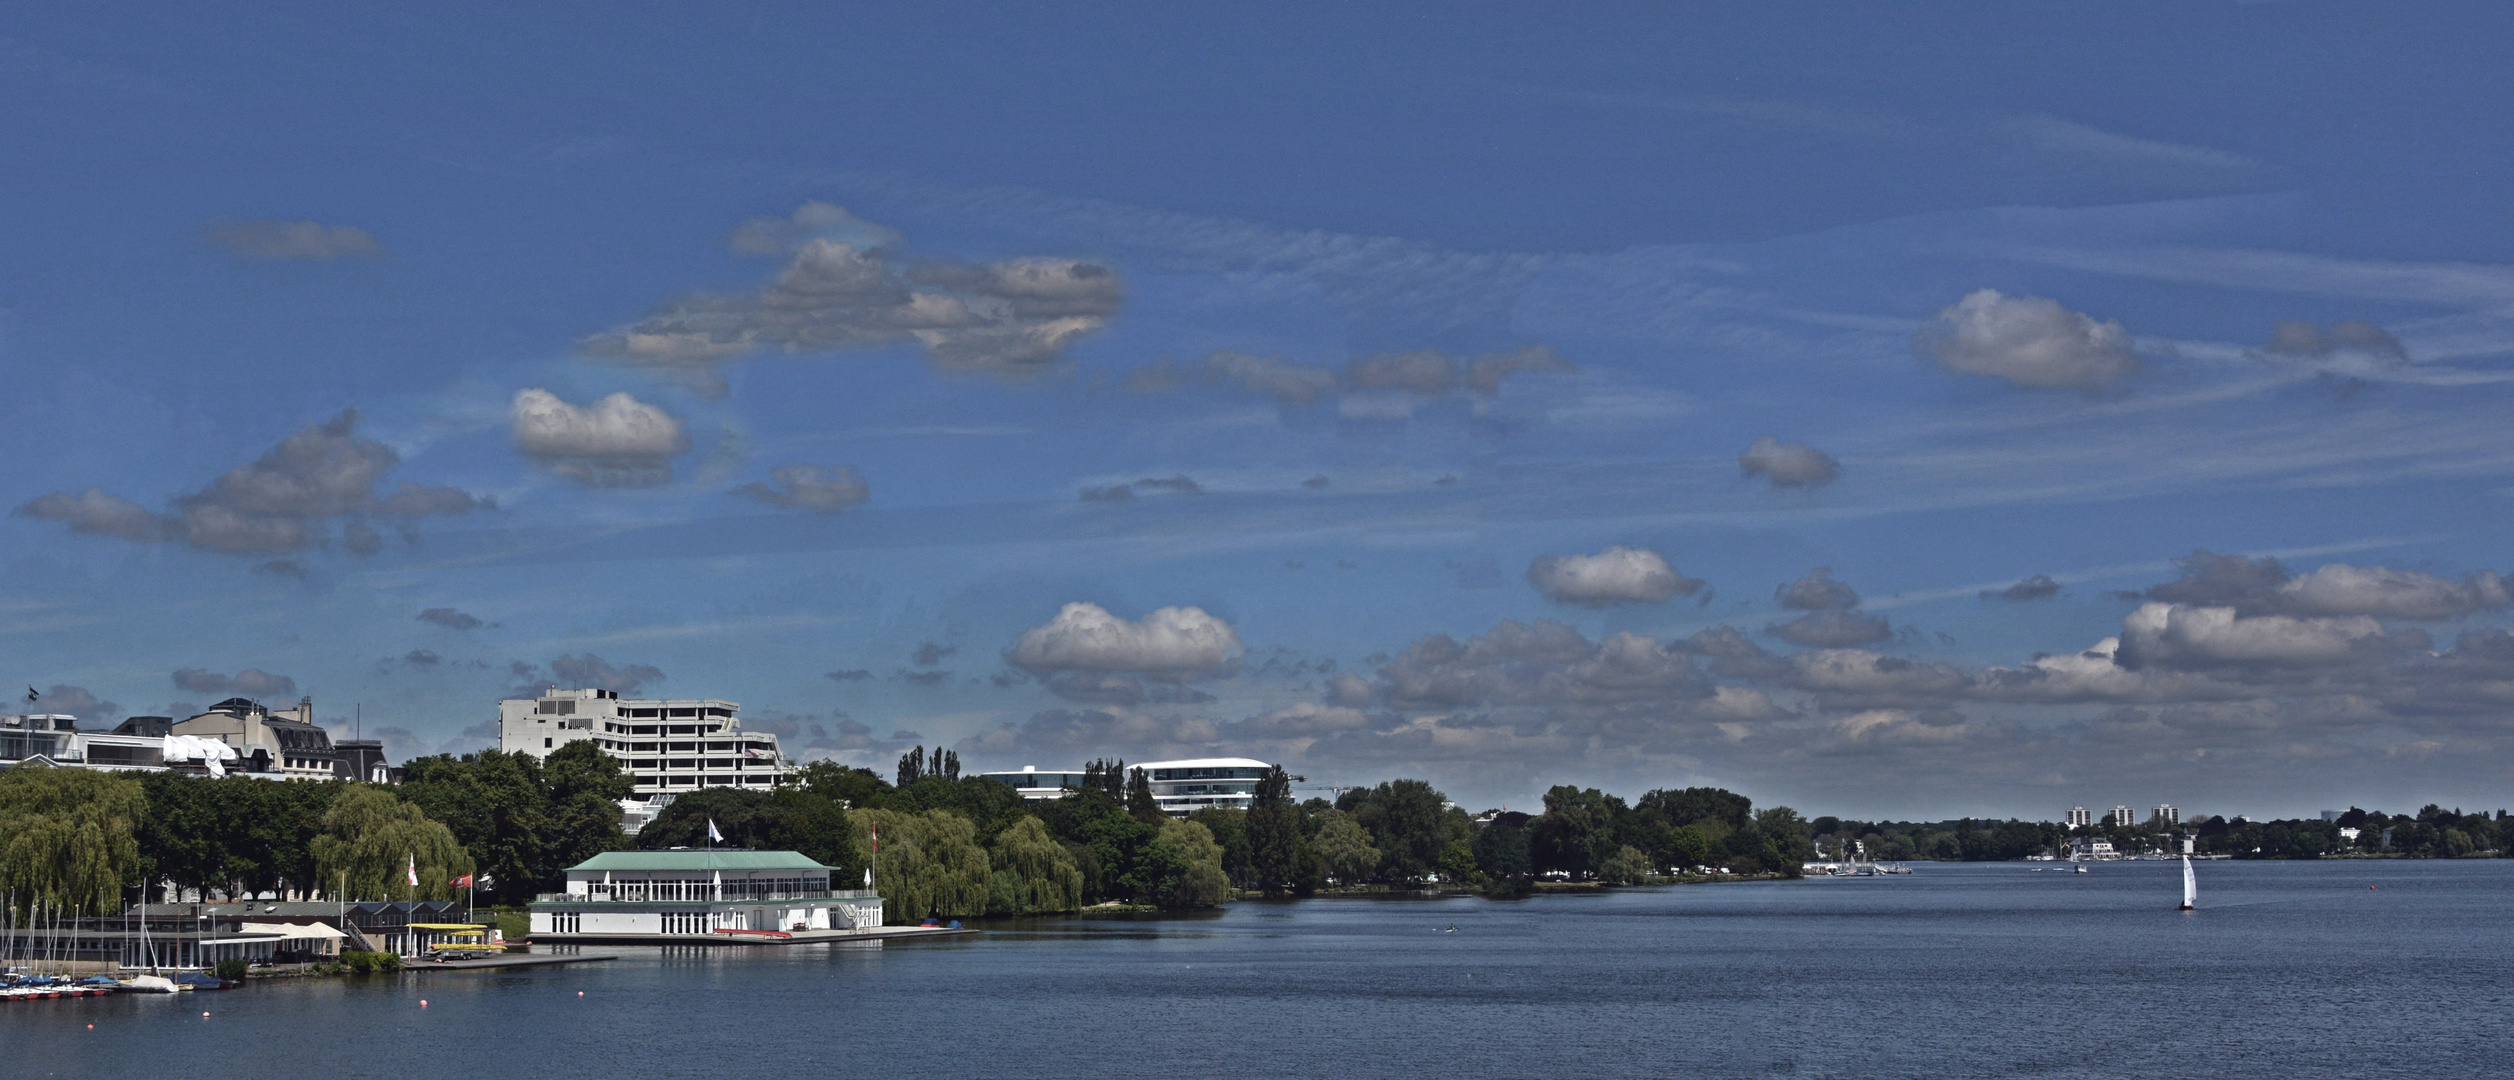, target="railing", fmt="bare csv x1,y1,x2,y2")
531,889,878,904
